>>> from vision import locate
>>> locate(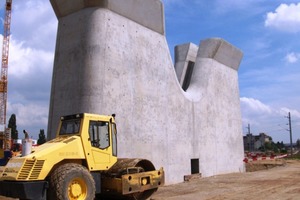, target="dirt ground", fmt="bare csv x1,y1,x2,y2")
0,160,300,200
151,160,300,200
